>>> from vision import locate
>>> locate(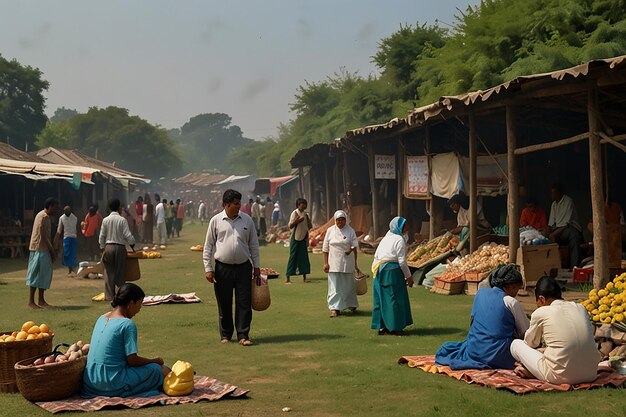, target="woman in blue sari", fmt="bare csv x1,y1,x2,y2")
82,283,170,398
371,217,414,335
435,264,529,370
